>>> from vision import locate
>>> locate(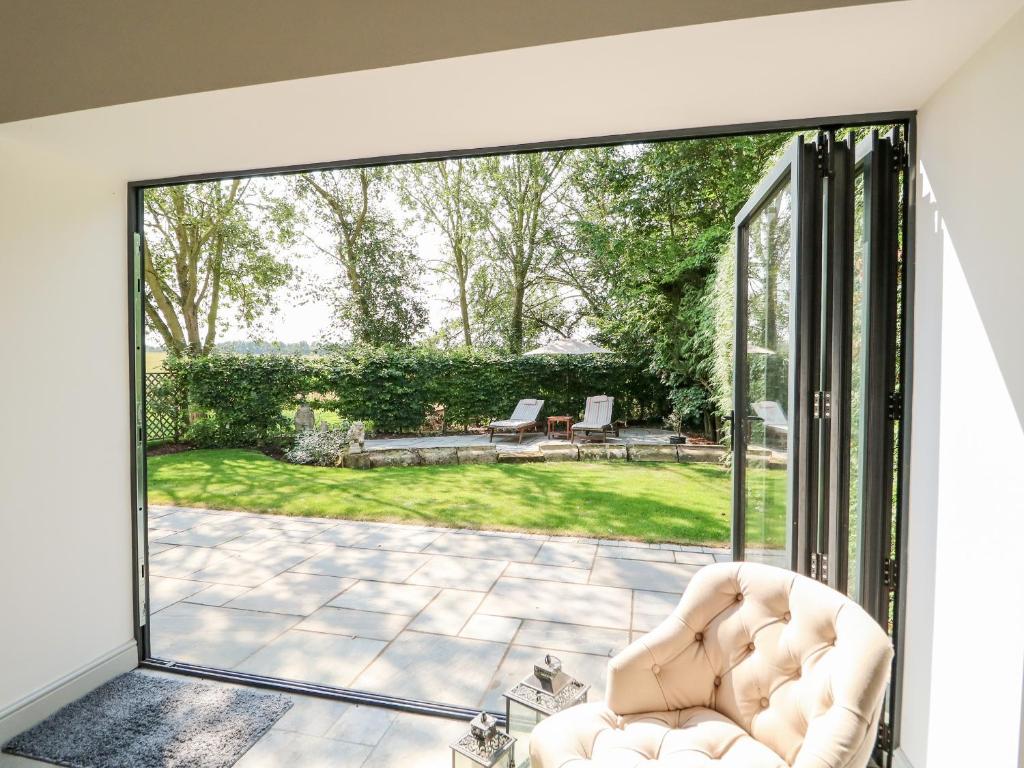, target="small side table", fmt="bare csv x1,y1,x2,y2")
546,416,573,440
